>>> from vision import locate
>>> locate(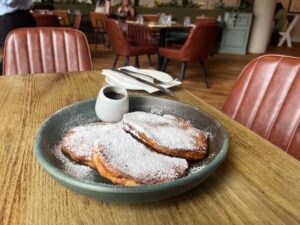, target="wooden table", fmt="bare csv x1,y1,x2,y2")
127,21,189,47
0,71,299,225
